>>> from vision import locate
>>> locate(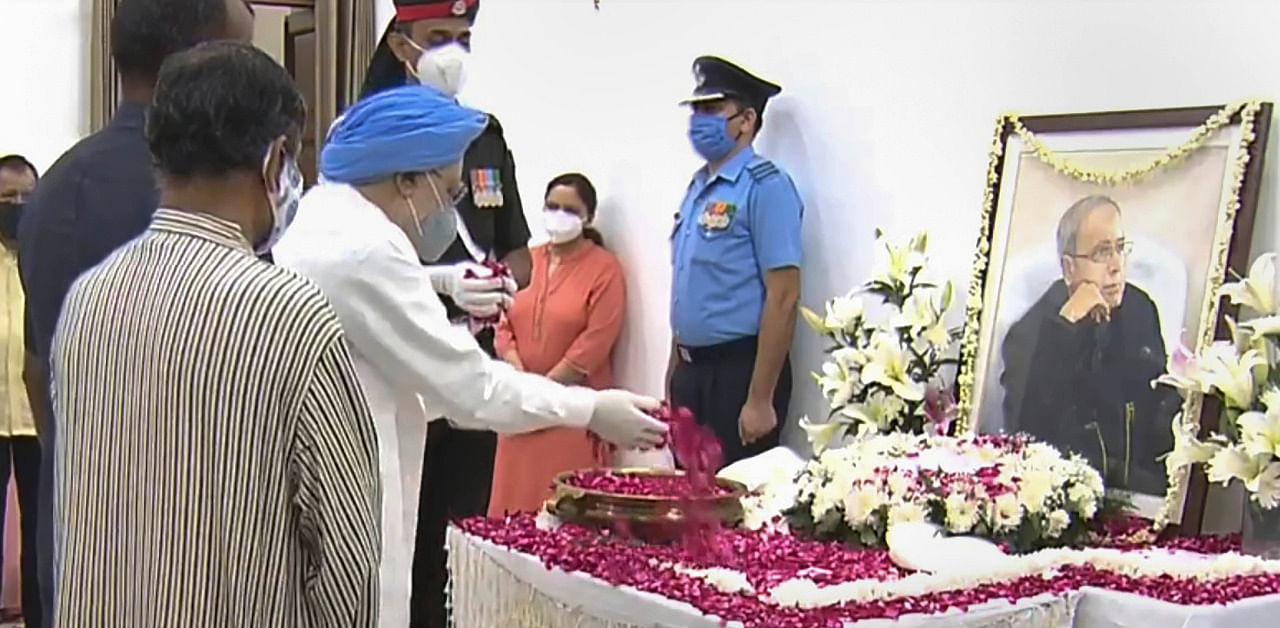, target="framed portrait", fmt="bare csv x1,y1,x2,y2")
956,102,1273,528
